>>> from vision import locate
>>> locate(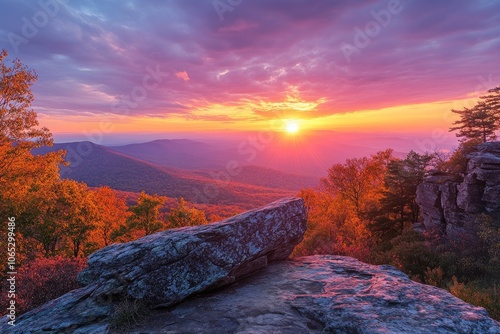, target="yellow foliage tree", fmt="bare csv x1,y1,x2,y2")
166,197,208,229
127,192,167,237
